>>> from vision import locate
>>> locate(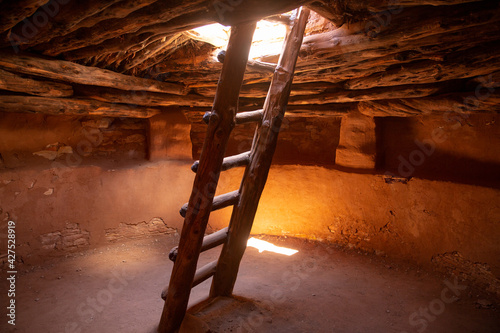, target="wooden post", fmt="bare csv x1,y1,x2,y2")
157,21,256,333
210,8,310,298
